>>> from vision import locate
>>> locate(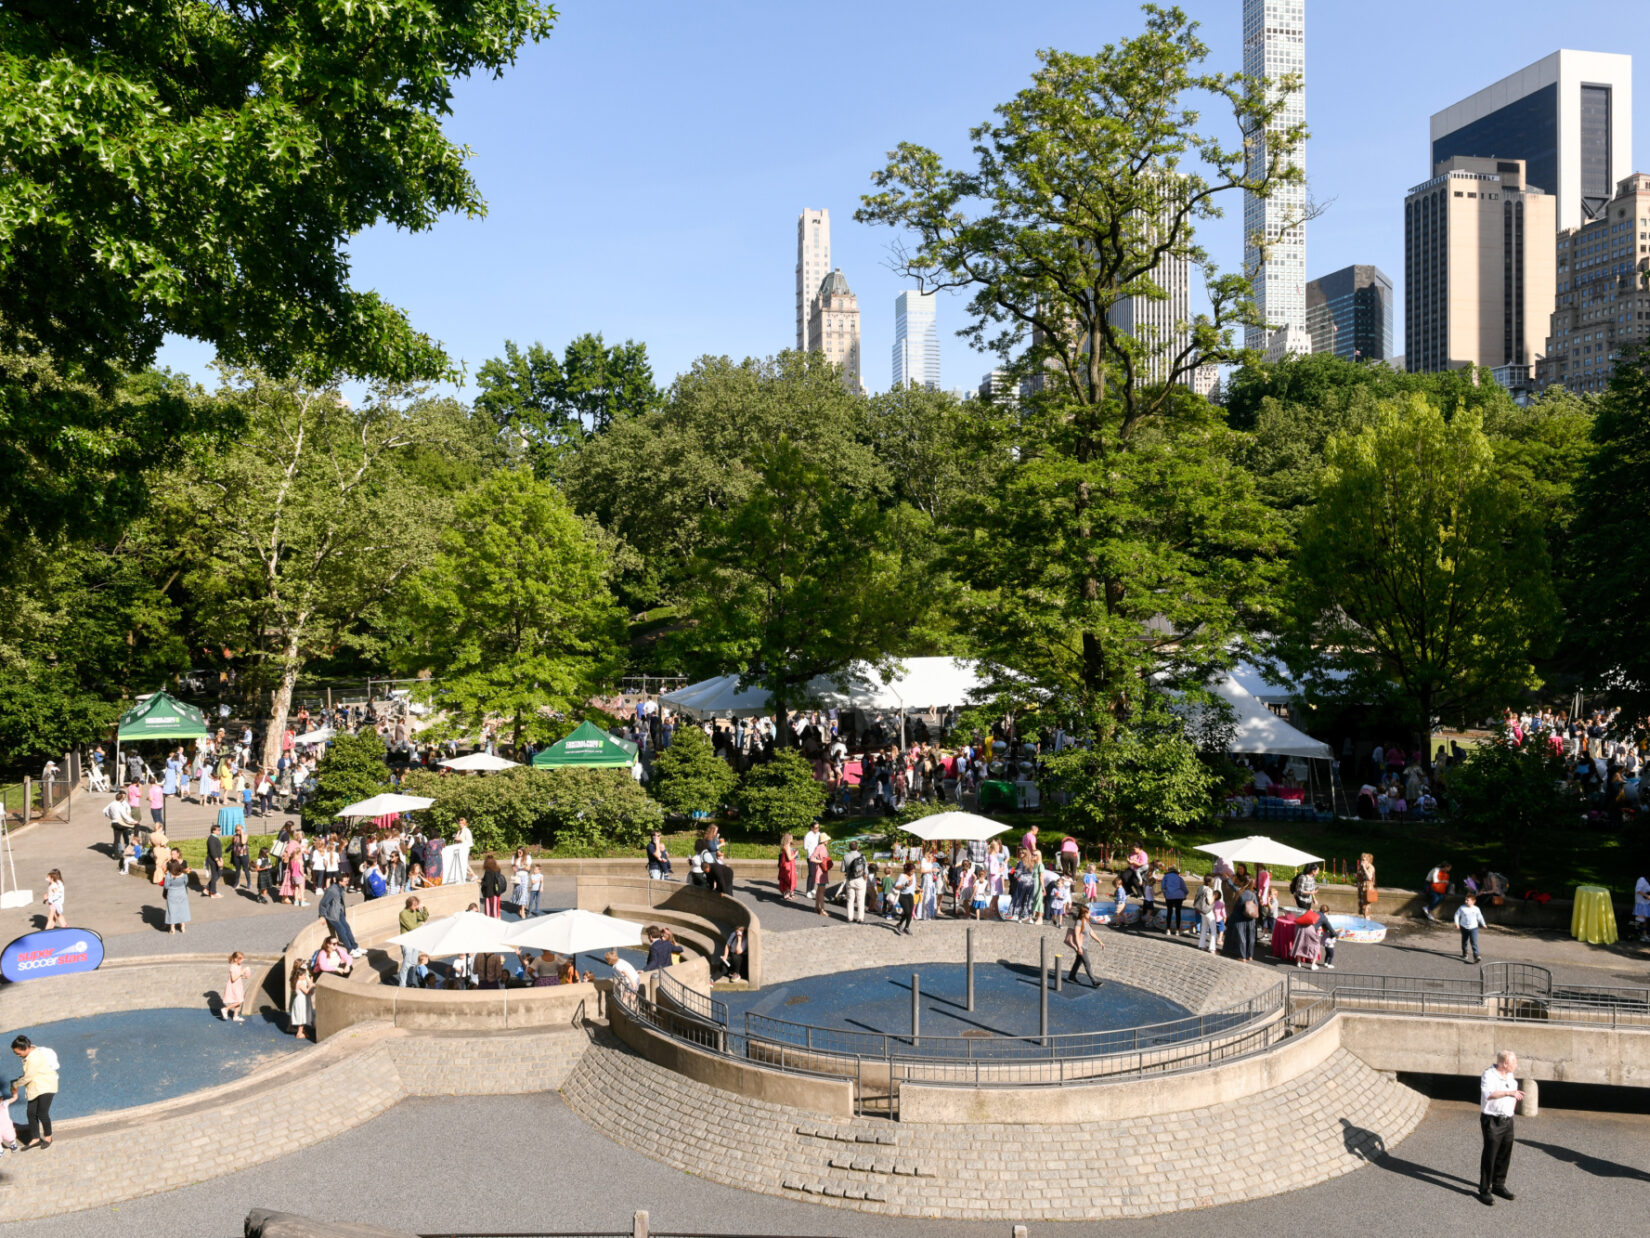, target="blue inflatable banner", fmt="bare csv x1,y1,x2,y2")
1,927,106,982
